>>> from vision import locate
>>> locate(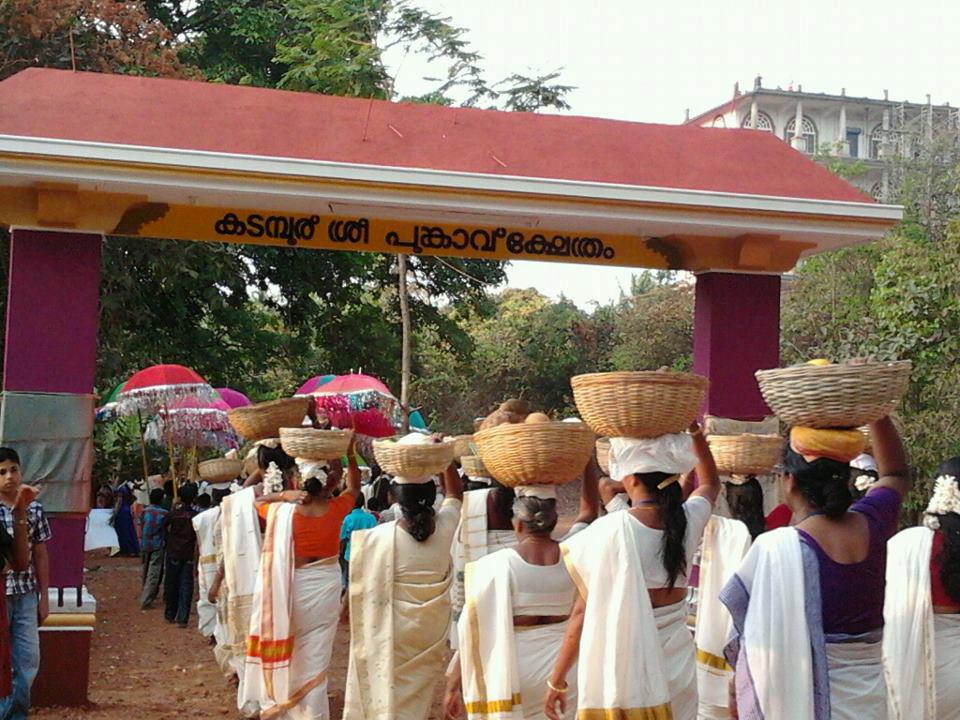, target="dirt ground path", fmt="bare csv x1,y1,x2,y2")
33,552,447,719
